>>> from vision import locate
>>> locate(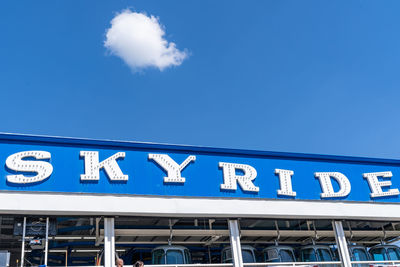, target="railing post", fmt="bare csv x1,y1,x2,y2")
333,220,352,267
228,219,243,267
44,217,49,266
20,217,26,267
104,217,115,267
